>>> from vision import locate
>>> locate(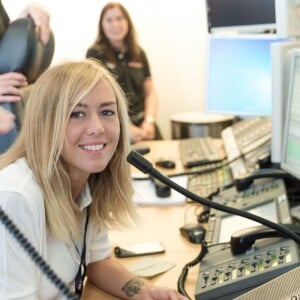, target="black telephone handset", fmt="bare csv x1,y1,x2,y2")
230,223,300,255
234,168,295,191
